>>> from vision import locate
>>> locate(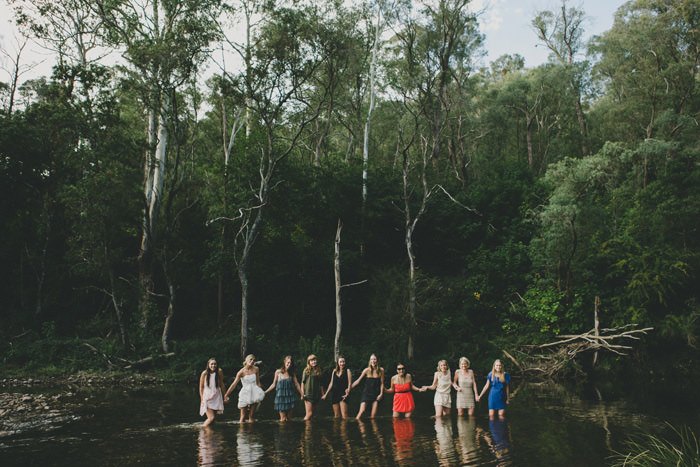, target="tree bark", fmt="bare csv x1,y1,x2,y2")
334,219,343,361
